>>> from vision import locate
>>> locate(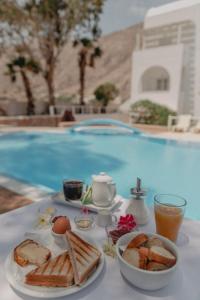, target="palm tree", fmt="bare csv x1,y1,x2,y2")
74,38,102,106
7,56,40,115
